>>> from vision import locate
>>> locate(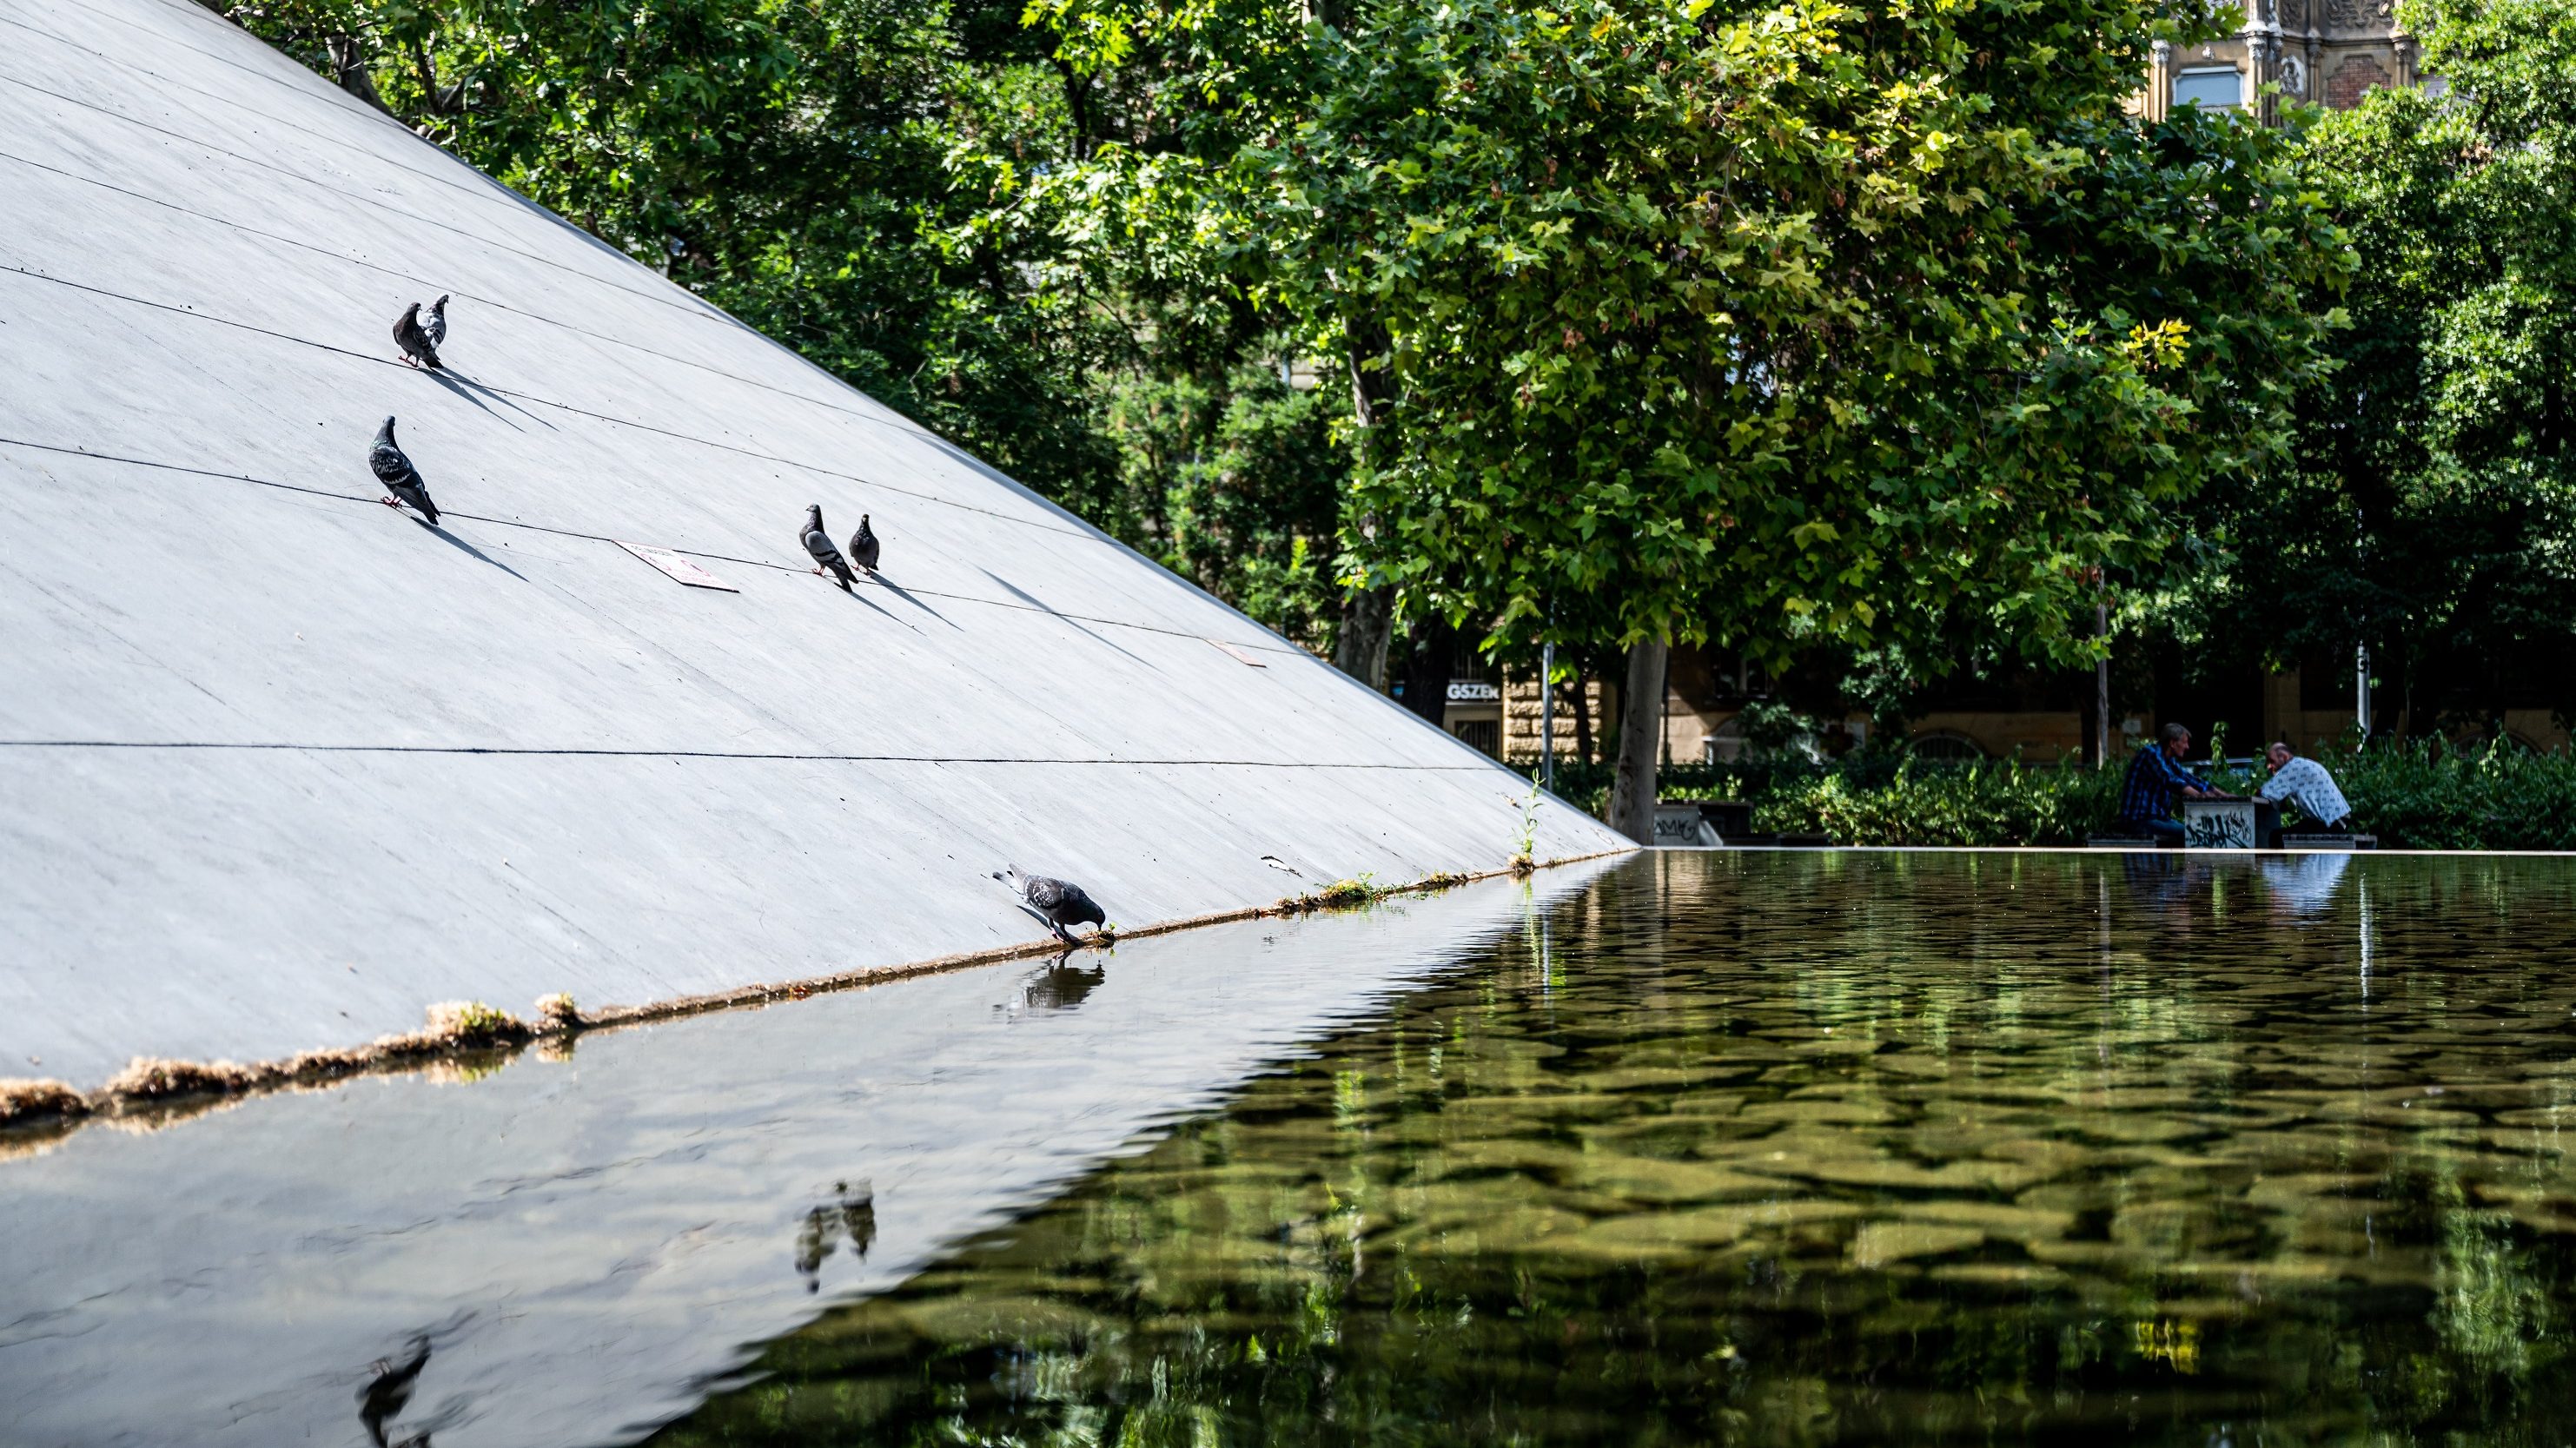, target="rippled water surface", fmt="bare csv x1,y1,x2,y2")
656,850,2576,1447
